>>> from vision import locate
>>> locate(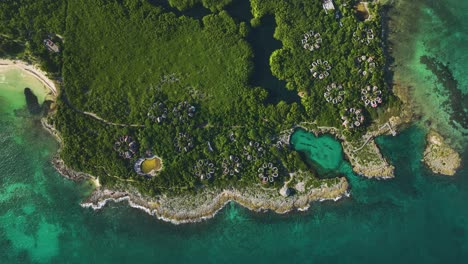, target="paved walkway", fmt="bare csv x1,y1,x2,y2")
352,135,373,152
